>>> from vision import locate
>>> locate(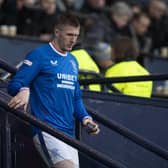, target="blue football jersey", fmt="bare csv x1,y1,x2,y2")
8,43,90,137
